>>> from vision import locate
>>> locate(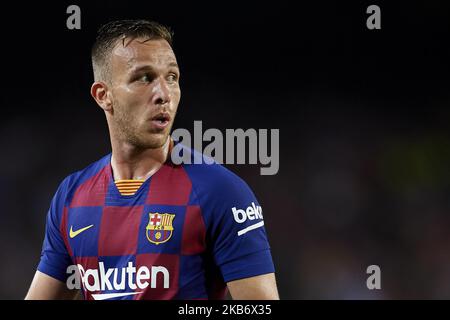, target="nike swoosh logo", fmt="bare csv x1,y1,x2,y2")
69,224,94,238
